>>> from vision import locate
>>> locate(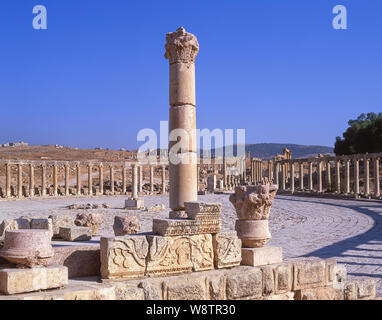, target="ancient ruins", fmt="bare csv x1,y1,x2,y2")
0,27,378,301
